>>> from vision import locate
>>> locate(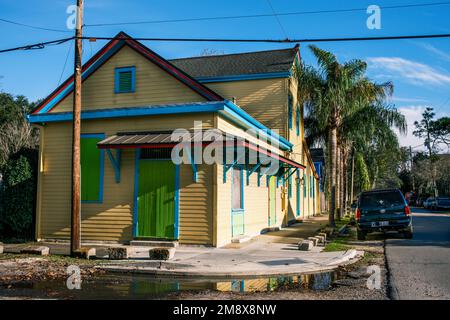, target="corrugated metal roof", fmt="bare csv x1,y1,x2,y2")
97,130,306,169
97,130,234,147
